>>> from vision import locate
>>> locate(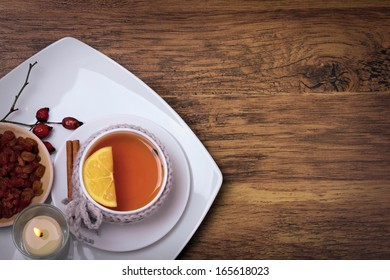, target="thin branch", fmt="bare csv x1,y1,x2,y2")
0,119,35,127
1,61,38,121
